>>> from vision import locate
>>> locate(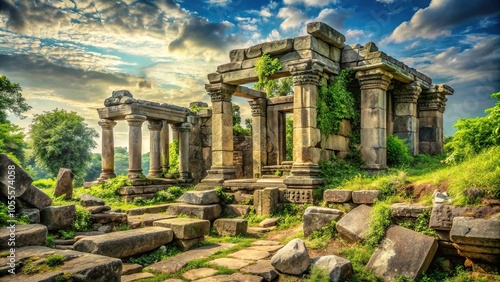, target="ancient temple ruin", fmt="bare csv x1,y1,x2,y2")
95,22,453,203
